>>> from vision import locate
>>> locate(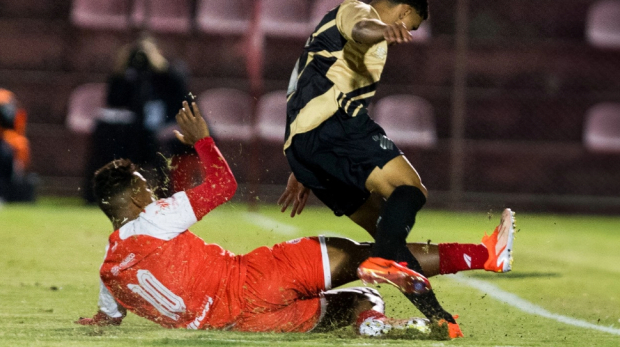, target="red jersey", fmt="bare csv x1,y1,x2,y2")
98,137,242,329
